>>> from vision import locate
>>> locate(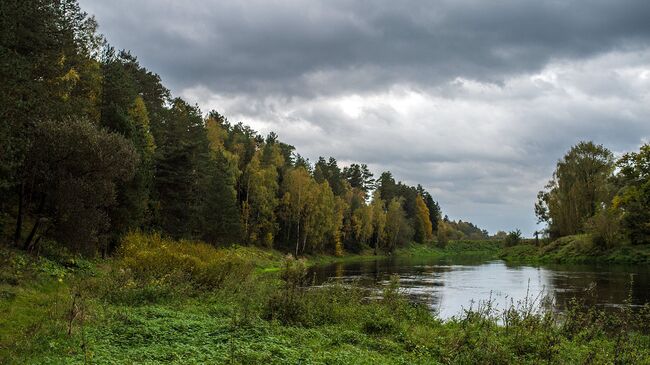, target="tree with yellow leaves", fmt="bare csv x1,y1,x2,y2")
414,195,433,243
